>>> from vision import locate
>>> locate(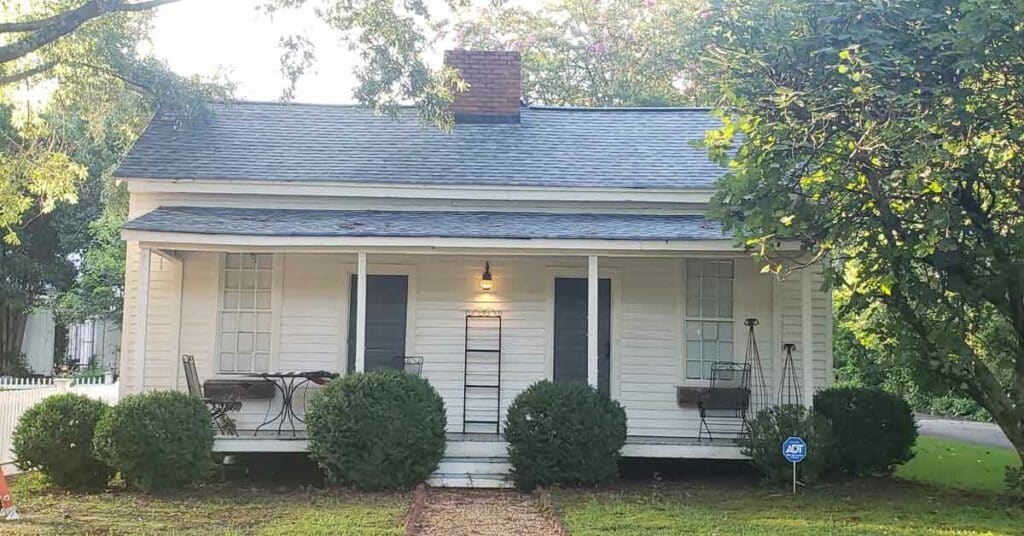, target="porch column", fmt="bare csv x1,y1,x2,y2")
355,252,367,372
134,247,152,393
587,255,599,388
801,267,814,406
